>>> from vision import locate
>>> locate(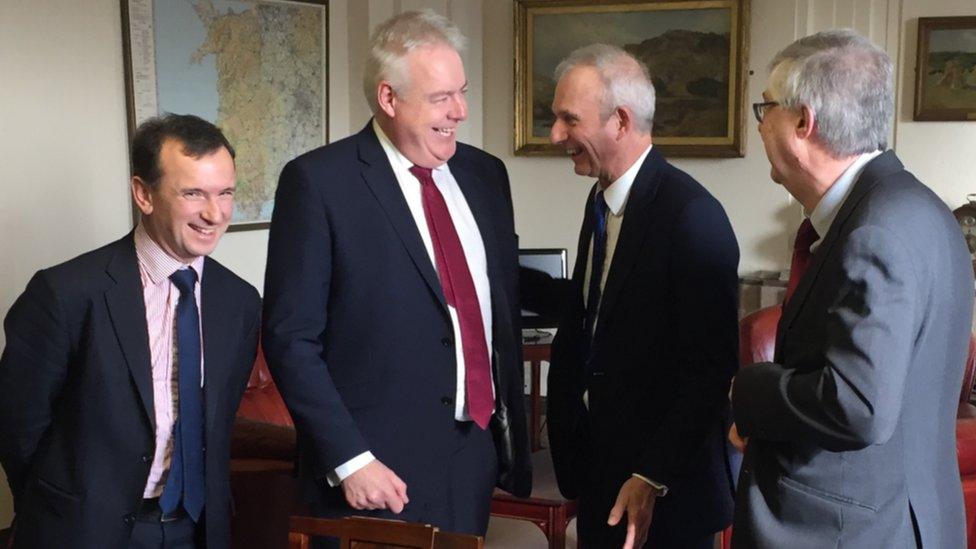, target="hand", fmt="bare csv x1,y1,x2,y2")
341,459,409,513
728,422,748,452
607,476,658,549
